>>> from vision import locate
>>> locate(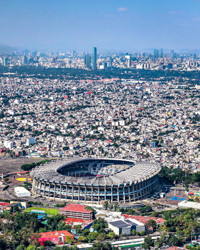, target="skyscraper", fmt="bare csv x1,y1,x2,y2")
93,47,97,70
154,49,159,58
22,55,28,65
160,48,163,58
2,57,8,66
84,54,91,68
171,50,176,58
